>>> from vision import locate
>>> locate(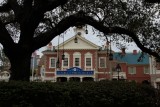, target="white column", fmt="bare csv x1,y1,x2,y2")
54,77,57,82
80,77,83,82
31,57,35,81
67,77,70,82
54,70,57,82
94,68,98,81
94,78,96,81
